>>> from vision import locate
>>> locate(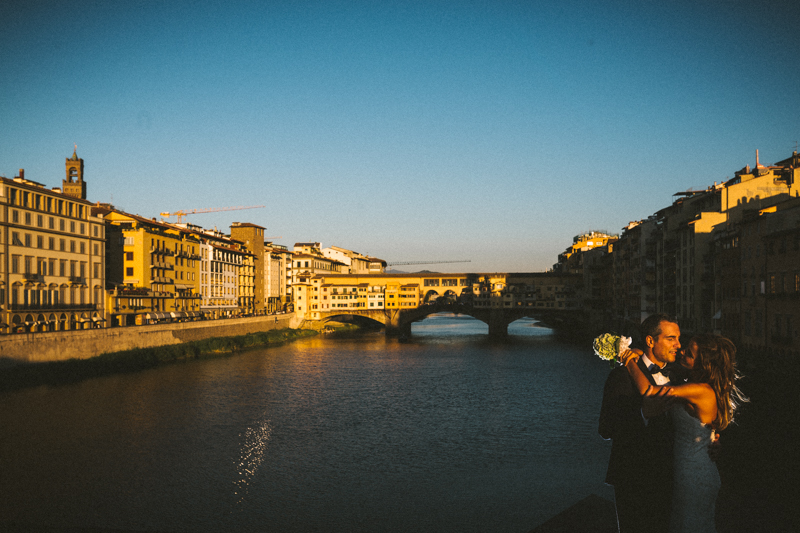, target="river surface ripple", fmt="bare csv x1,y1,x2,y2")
0,315,613,532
